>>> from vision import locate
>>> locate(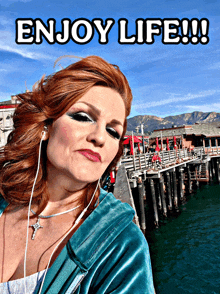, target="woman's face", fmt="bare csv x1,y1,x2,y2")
46,86,126,189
